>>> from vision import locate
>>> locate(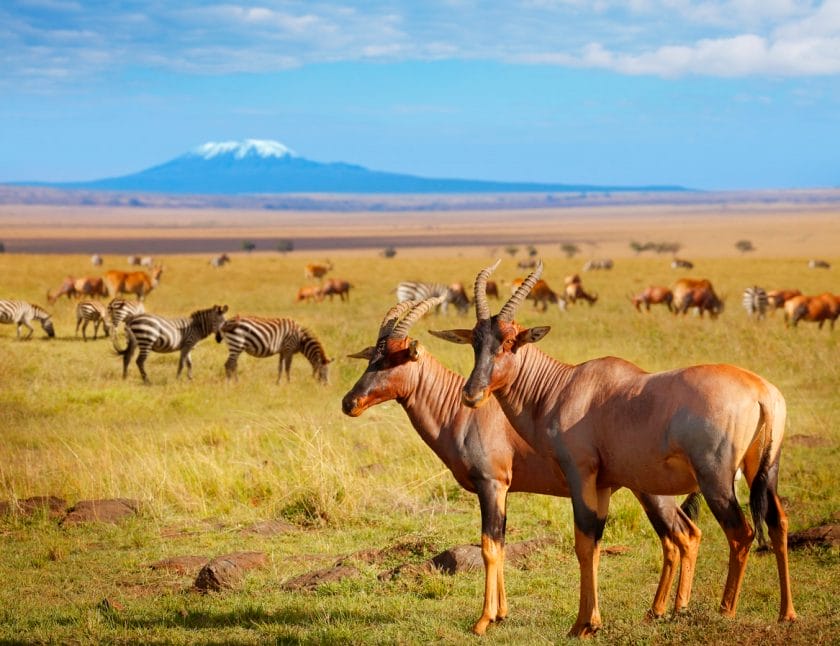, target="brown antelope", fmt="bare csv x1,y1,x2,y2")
304,260,333,280
564,274,598,305
295,285,324,303
104,266,163,301
672,278,723,318
47,276,77,304
485,280,499,299
767,289,801,312
432,261,796,637
73,276,108,299
786,293,840,329
512,277,566,312
631,286,674,312
344,298,703,636
322,278,352,302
